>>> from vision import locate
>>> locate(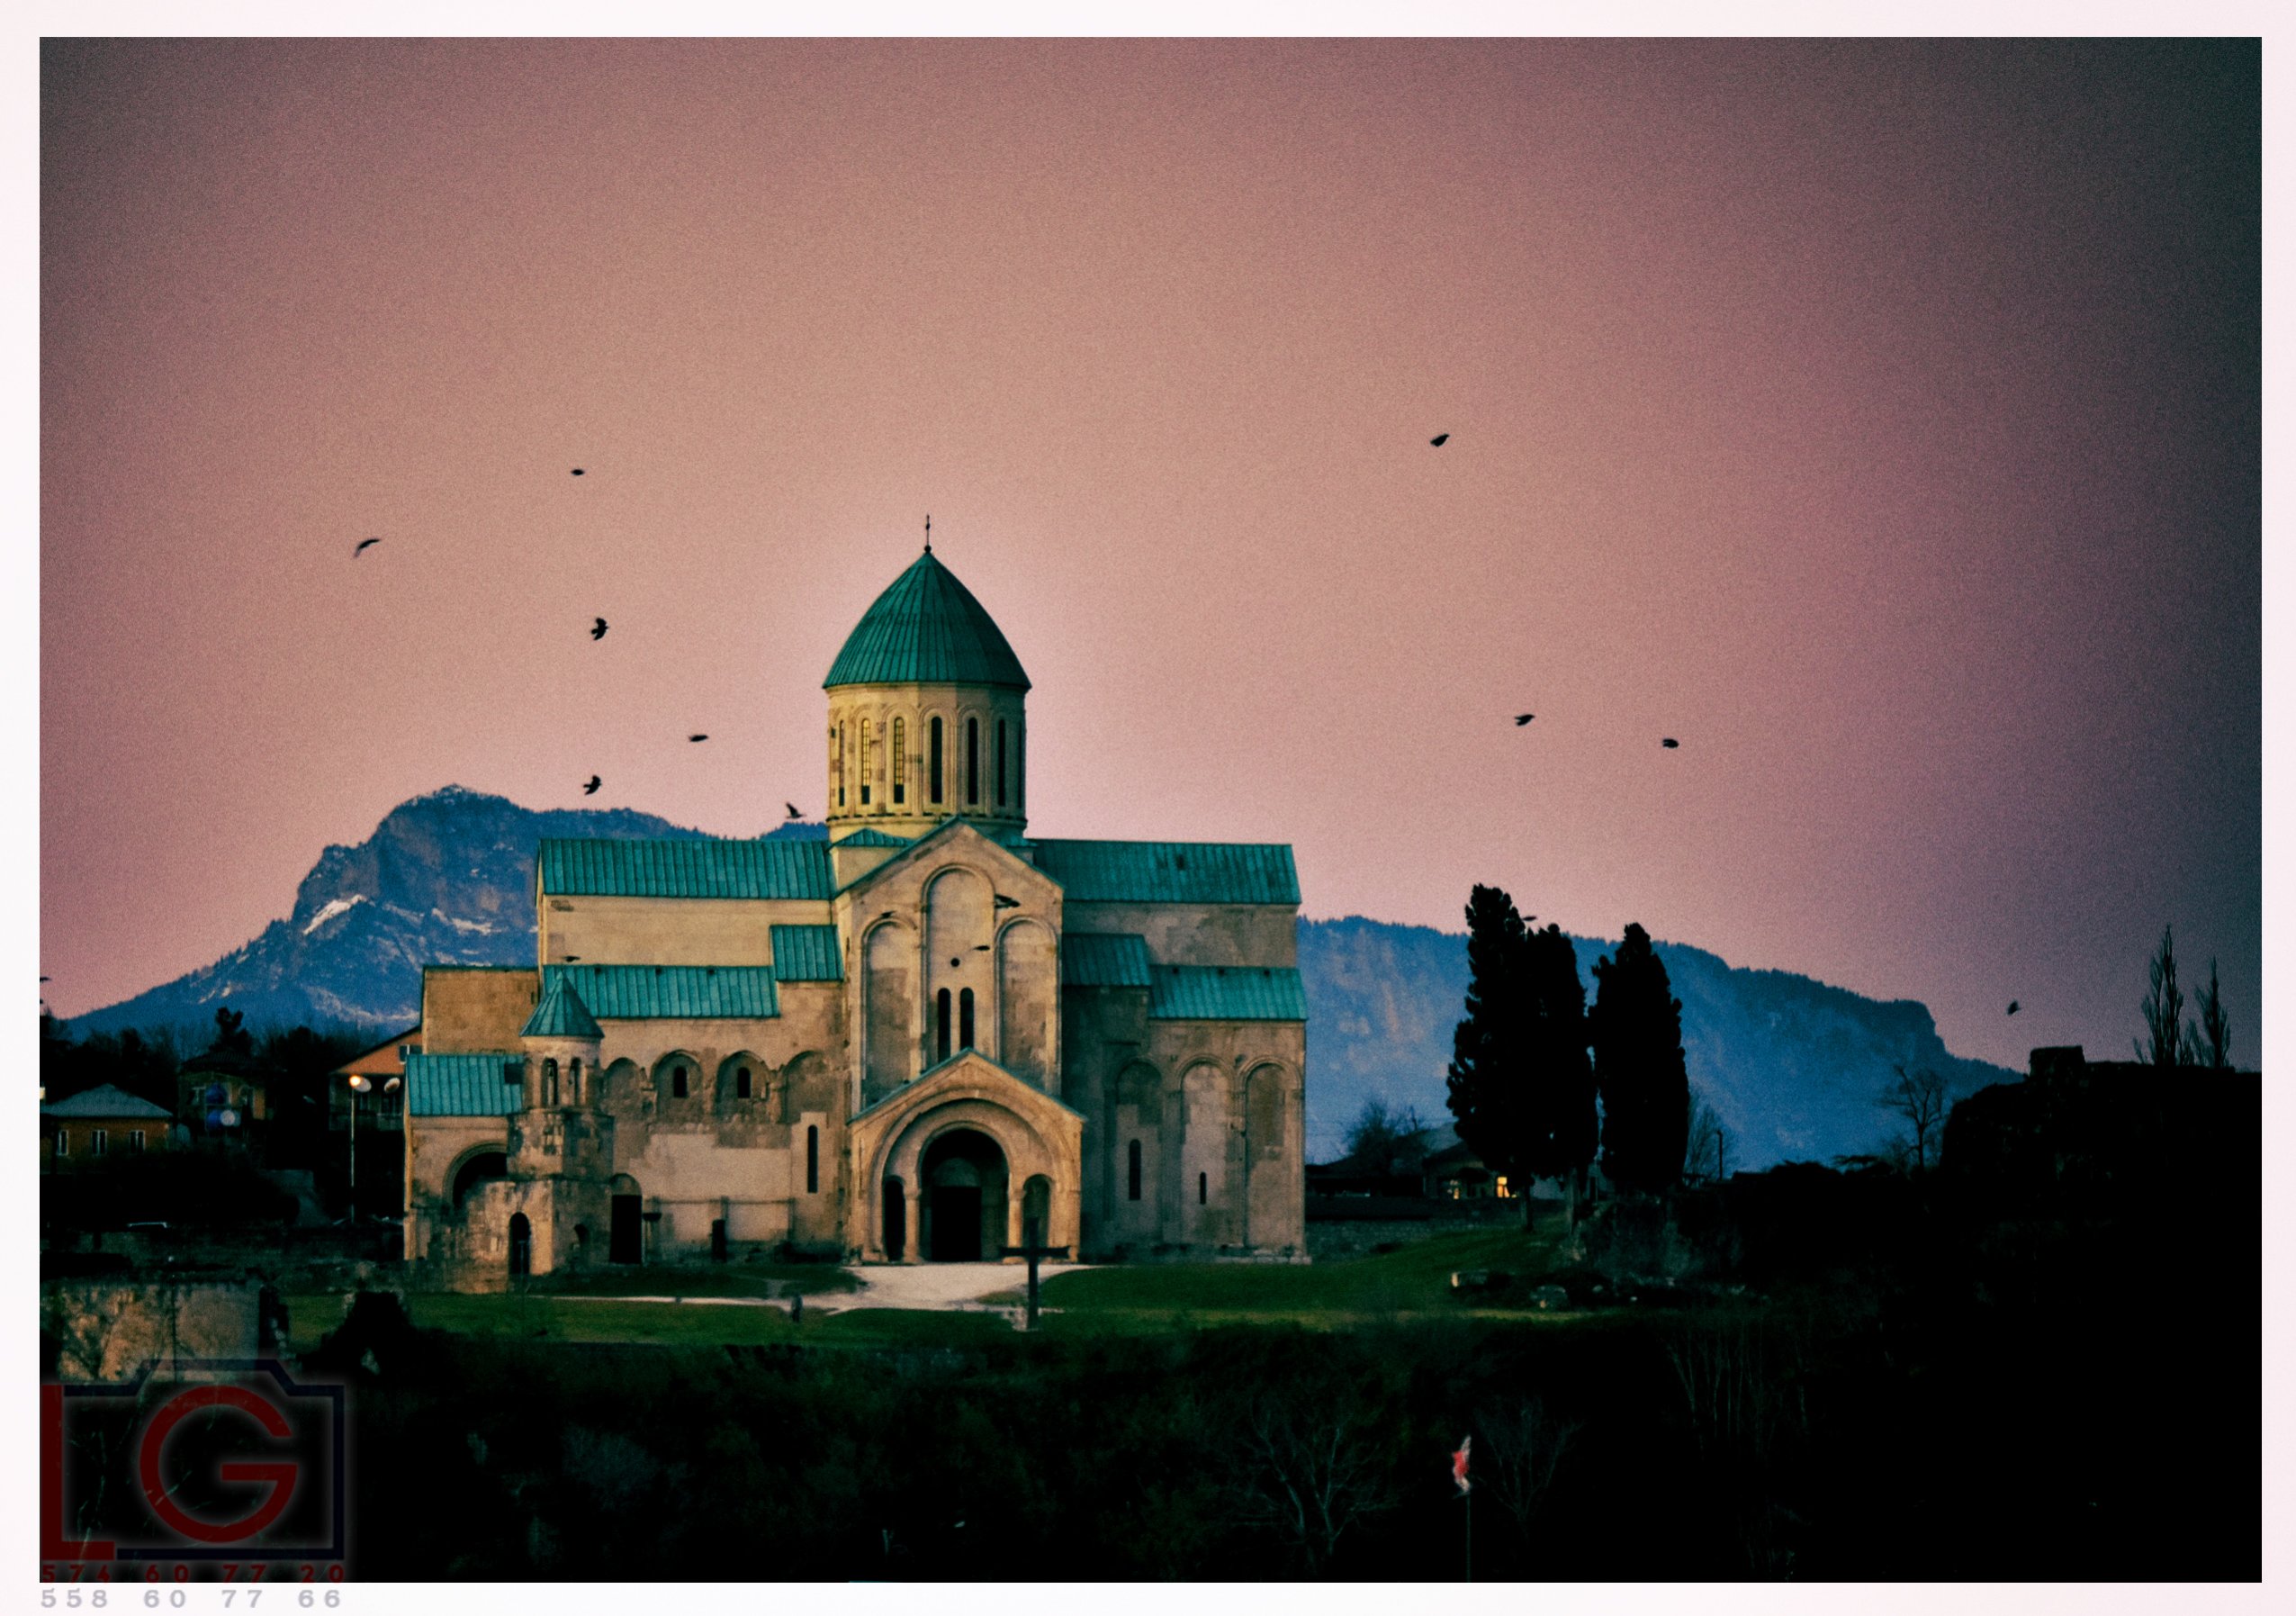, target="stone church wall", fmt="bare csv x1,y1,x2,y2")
1061,901,1298,968
540,894,831,968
